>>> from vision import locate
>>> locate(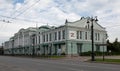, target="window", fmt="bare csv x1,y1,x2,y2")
85,32,87,40
77,31,79,39
39,36,40,44
95,33,97,40
58,31,61,40
95,33,100,41
62,30,65,39
96,45,100,52
49,33,52,41
80,31,82,39
46,34,48,42
88,24,90,29
36,36,37,44
55,32,57,40
98,33,100,41
43,35,45,42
